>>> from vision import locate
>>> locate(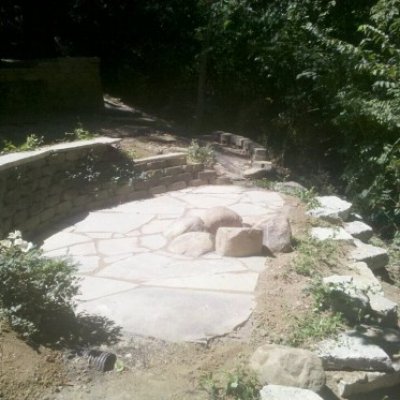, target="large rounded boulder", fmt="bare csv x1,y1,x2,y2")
201,206,242,235
250,344,326,393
